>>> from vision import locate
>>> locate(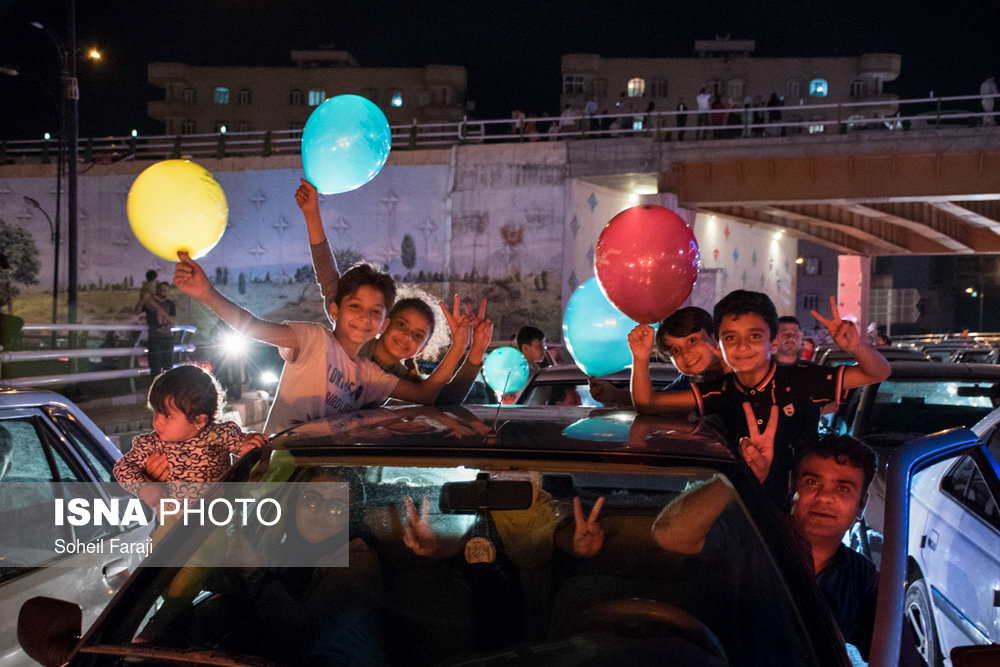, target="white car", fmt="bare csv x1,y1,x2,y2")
0,389,152,666
905,406,1000,666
